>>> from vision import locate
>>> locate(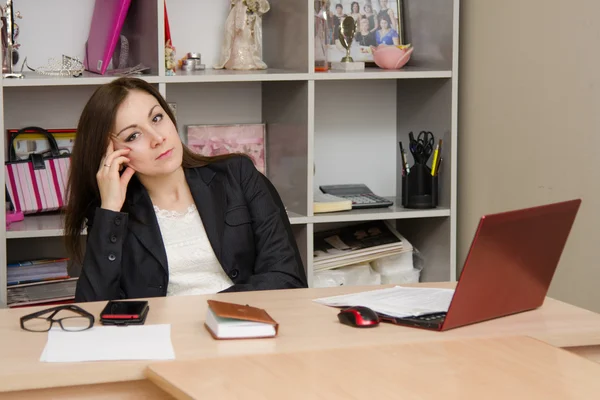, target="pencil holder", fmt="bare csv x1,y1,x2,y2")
402,163,438,209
